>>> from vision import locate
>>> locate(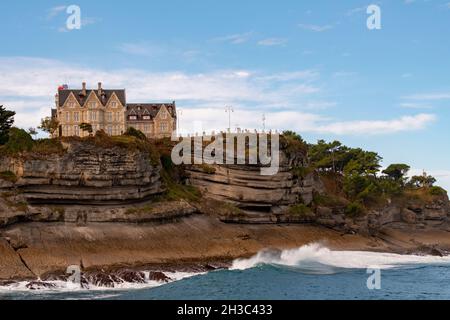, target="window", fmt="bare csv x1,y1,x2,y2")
67,102,75,108
74,112,79,122
144,124,149,132
129,115,137,120
74,125,79,136
89,102,97,108
160,110,167,119
160,122,168,133
111,102,117,108
143,115,151,120
107,112,112,122
107,125,112,136
115,112,121,121
90,111,97,121
65,112,70,122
